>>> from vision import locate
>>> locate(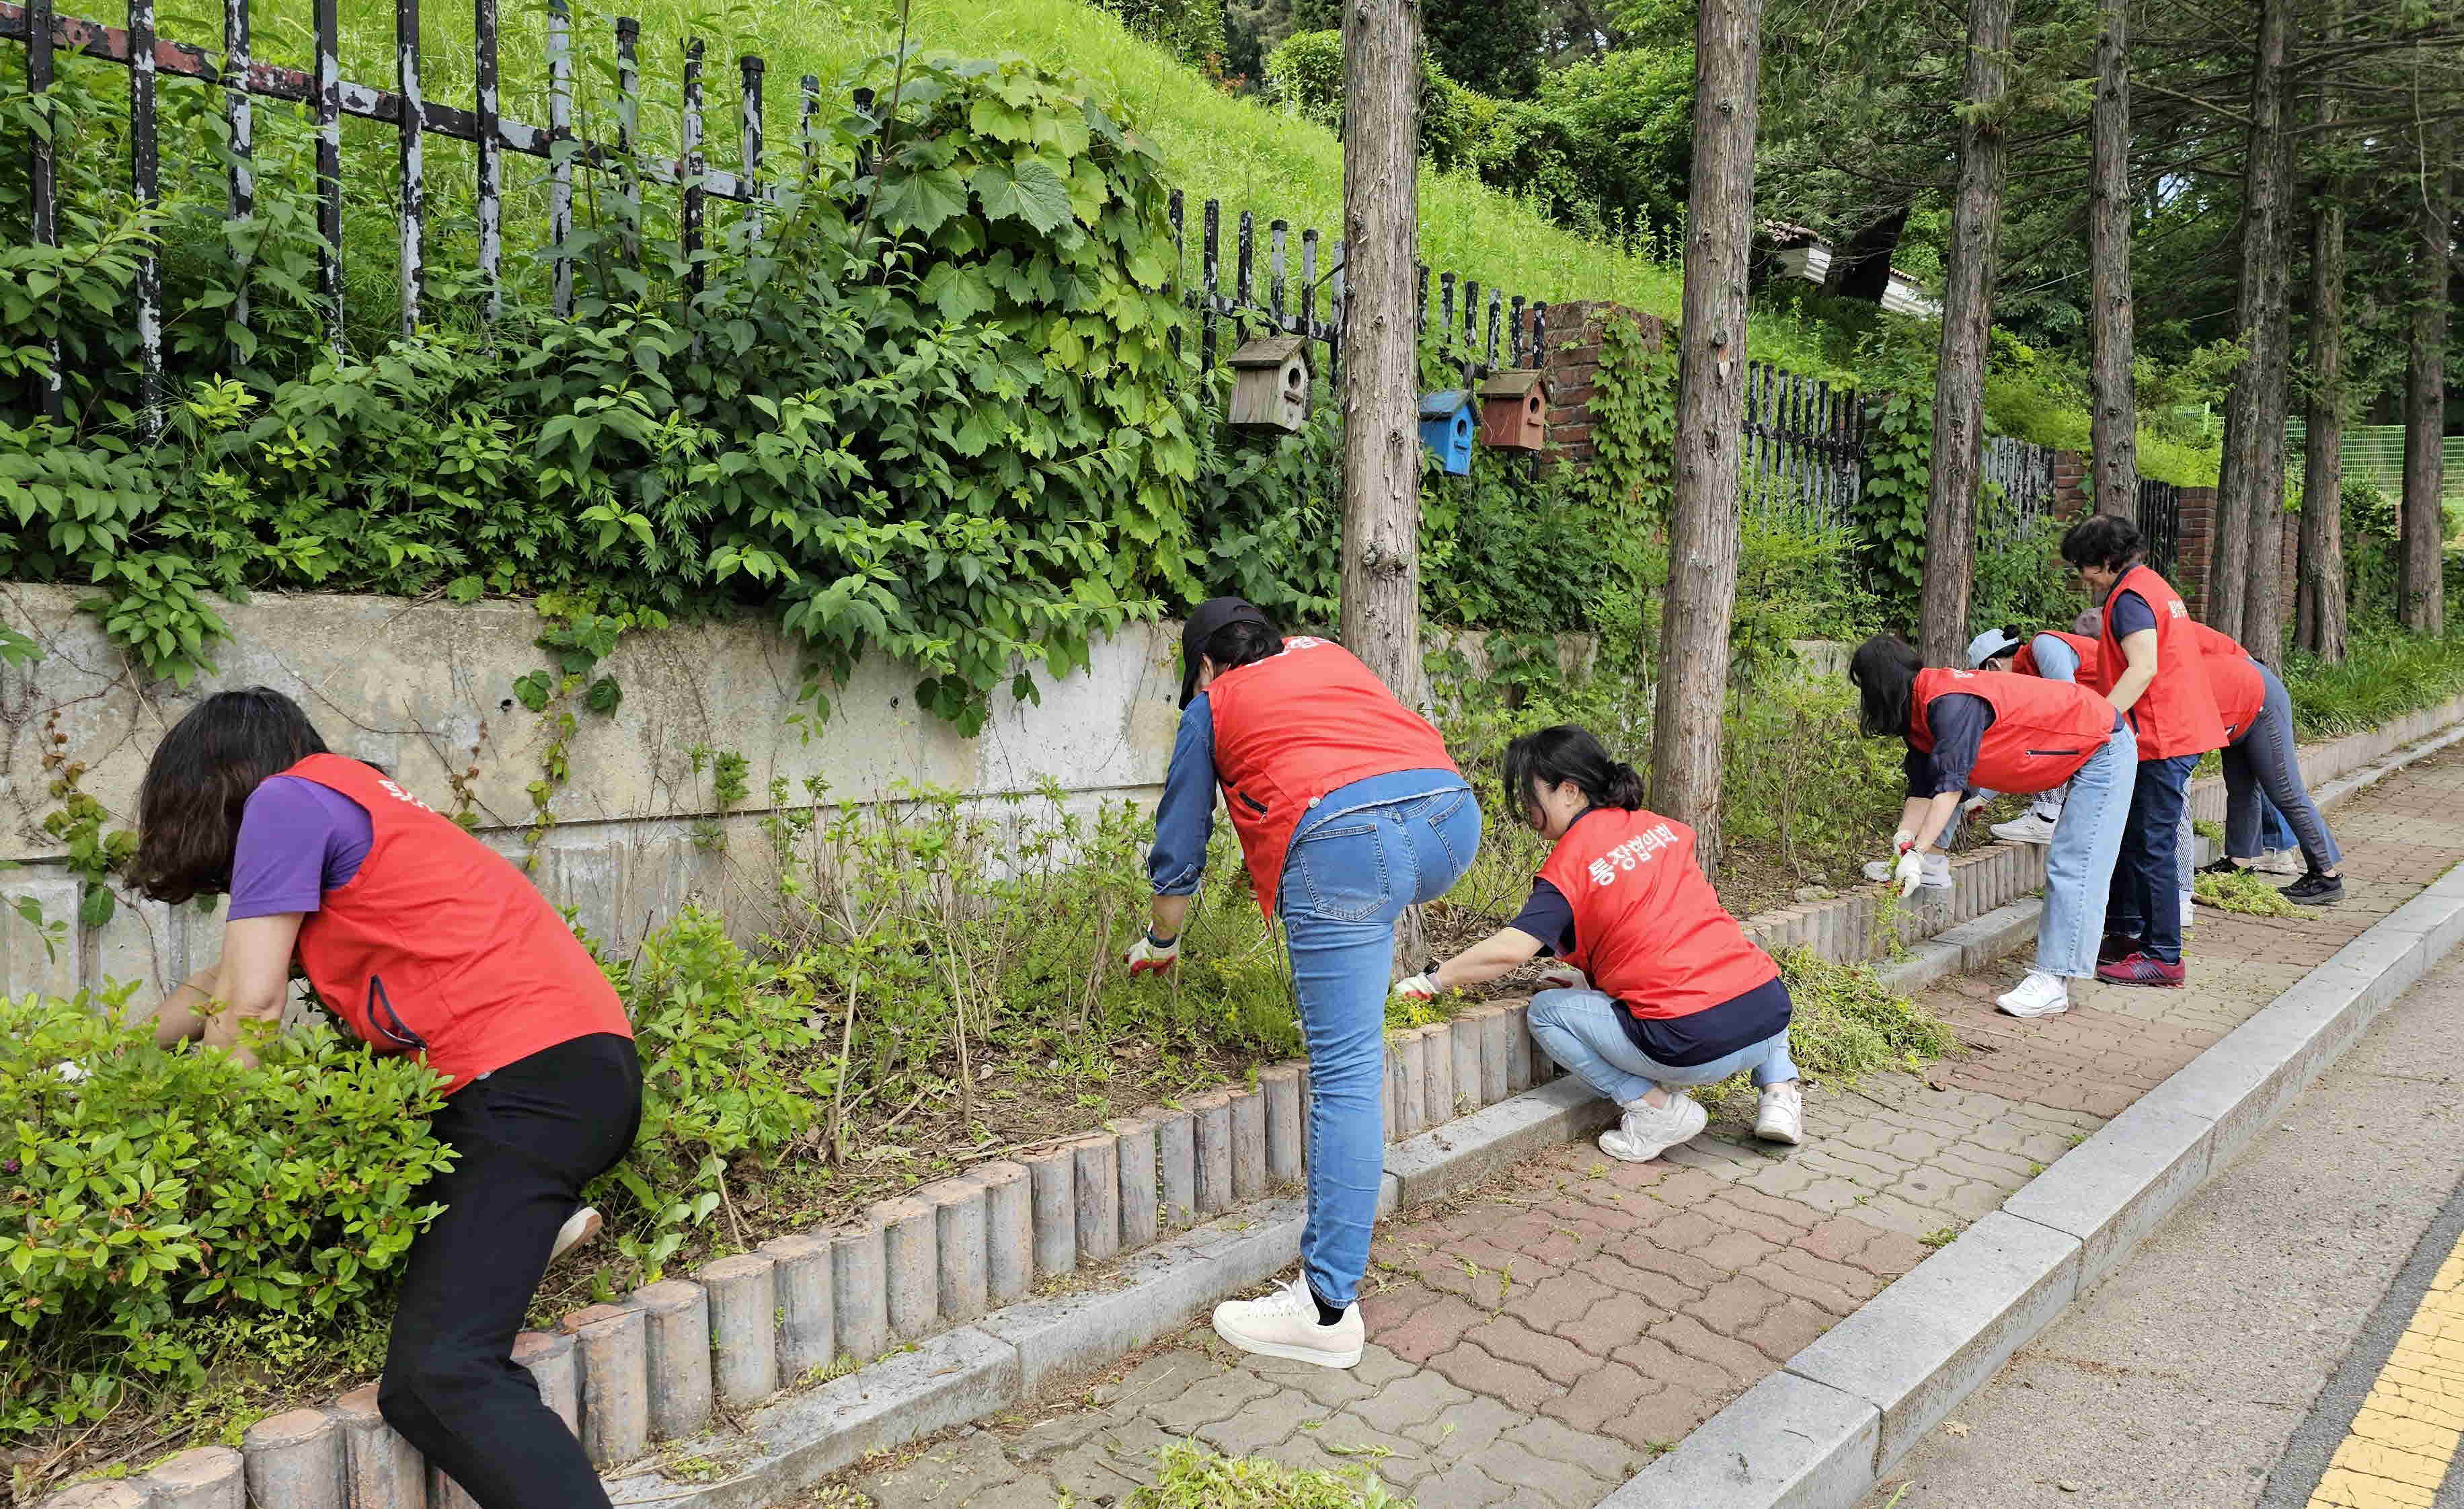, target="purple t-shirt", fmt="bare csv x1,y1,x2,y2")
227,776,375,920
